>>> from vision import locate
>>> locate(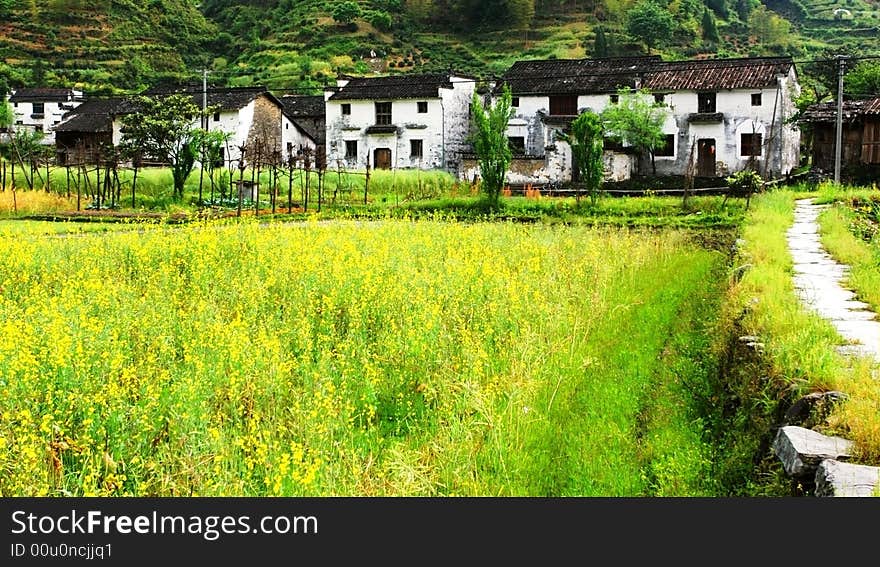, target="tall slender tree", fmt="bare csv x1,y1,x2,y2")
470,84,514,210
558,111,604,206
